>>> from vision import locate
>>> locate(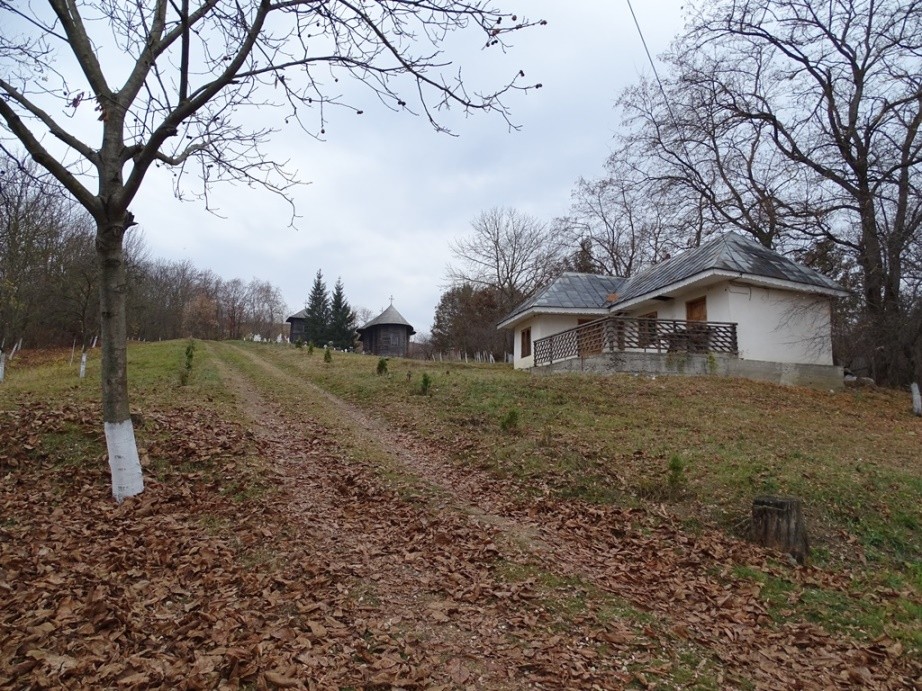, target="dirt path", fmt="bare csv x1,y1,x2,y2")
209,343,918,689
